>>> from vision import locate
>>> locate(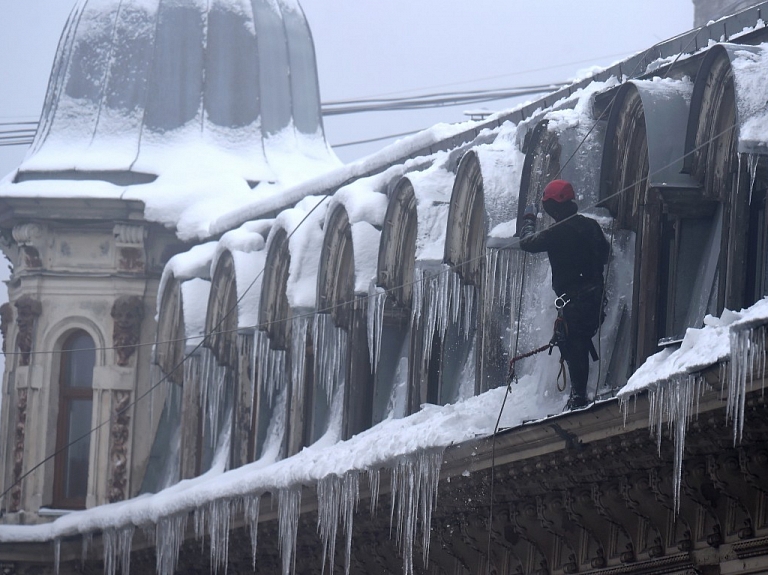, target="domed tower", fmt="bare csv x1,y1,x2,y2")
0,0,336,519
18,0,336,187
